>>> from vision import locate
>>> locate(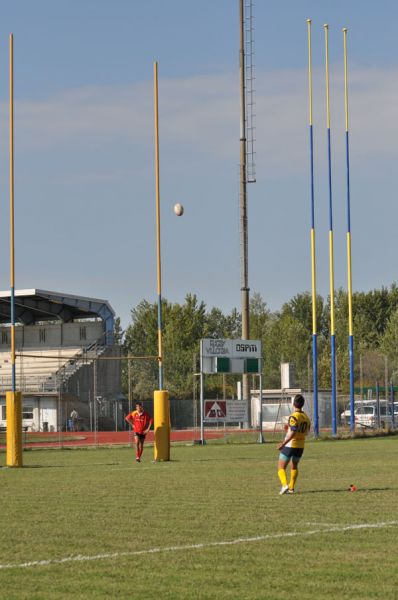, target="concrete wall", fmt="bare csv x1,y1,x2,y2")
0,321,104,350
